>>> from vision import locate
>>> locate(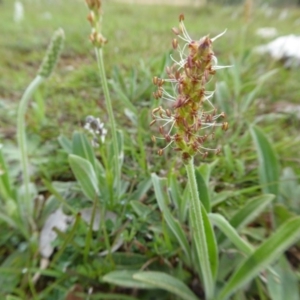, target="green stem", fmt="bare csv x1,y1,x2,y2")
95,47,120,204
101,204,115,268
185,157,214,300
17,75,44,229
